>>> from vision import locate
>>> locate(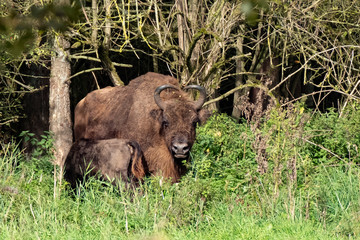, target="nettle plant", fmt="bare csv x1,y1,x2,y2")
190,114,257,198
19,130,55,173
304,104,360,166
